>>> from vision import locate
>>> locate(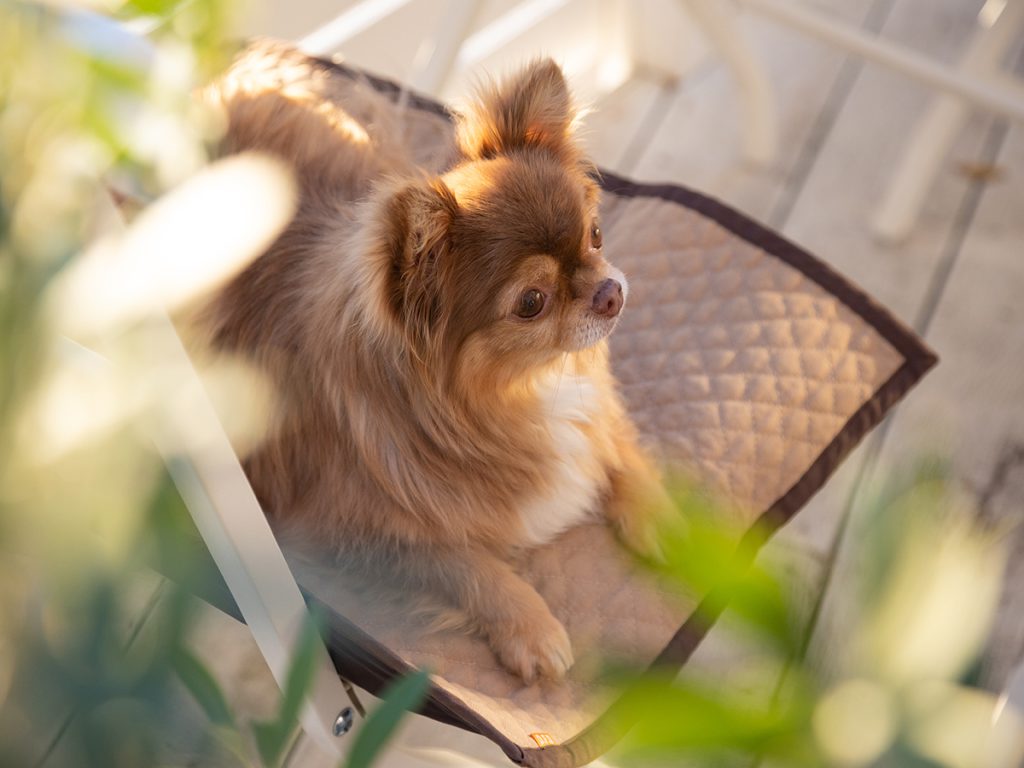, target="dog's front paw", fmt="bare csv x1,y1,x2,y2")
488,611,574,684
